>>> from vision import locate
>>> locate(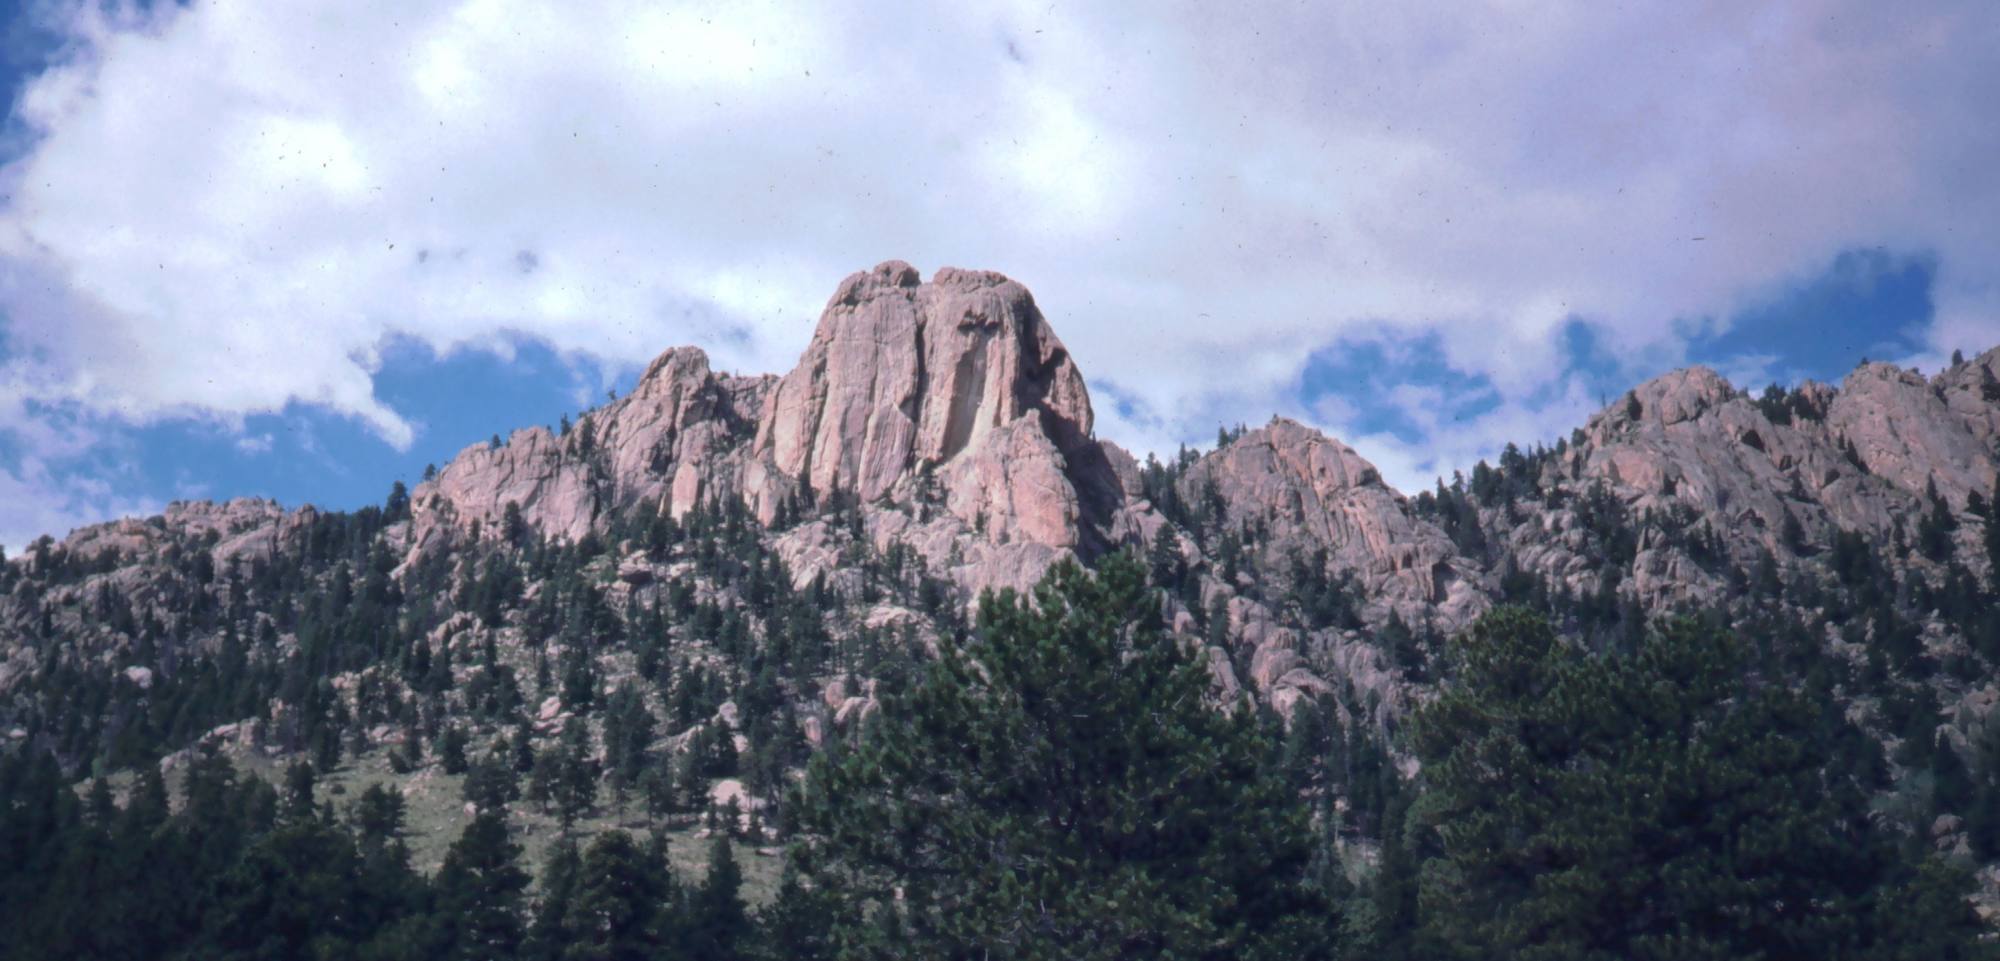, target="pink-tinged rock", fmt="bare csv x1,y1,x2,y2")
832,696,877,728
751,262,1097,529
1501,356,2000,607
1097,440,1145,500
393,262,1136,602
820,676,852,712
1205,647,1244,702
1829,360,1996,508
407,345,769,552
1182,417,1488,630
937,411,1081,549
617,557,658,585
